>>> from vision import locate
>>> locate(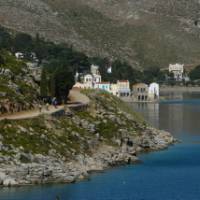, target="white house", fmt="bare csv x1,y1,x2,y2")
169,64,184,81
148,83,159,101
117,80,131,97
73,64,102,89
